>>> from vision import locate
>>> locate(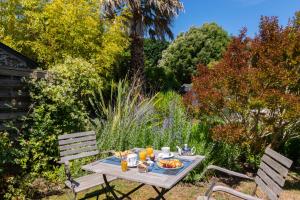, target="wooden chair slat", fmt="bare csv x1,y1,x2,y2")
200,147,292,200
255,176,278,200
59,140,97,151
58,131,117,196
259,162,285,187
60,146,98,156
58,131,95,140
59,135,96,145
257,169,282,196
261,155,289,177
60,150,99,162
265,148,293,168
